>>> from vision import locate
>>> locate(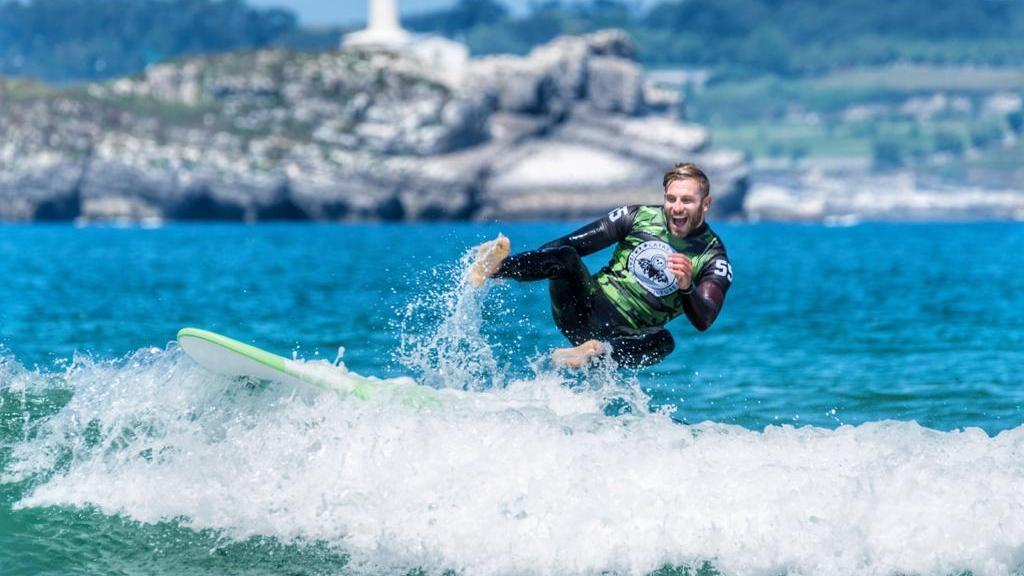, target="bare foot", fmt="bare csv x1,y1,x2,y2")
468,234,511,287
552,339,607,369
